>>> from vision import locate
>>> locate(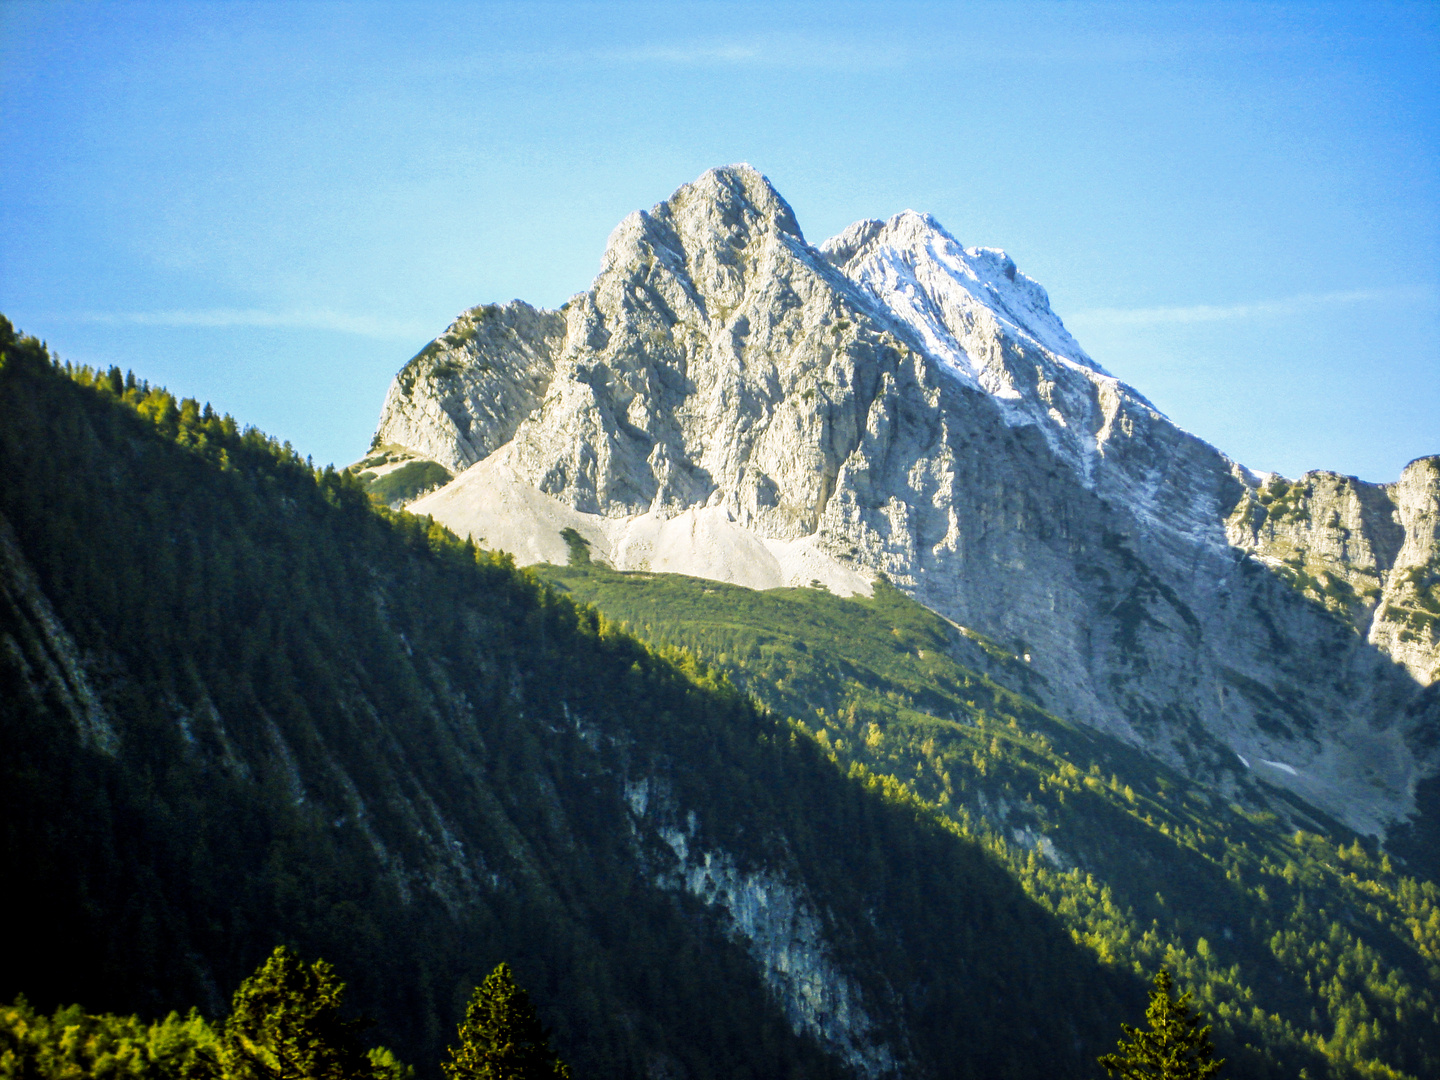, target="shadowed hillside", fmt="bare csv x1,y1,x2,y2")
541,557,1440,1080
2,317,1145,1080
